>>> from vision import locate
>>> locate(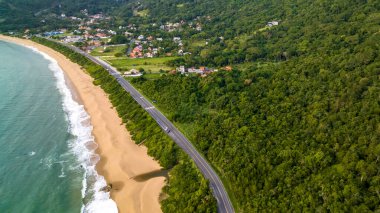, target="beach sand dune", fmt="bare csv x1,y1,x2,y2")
0,35,165,213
